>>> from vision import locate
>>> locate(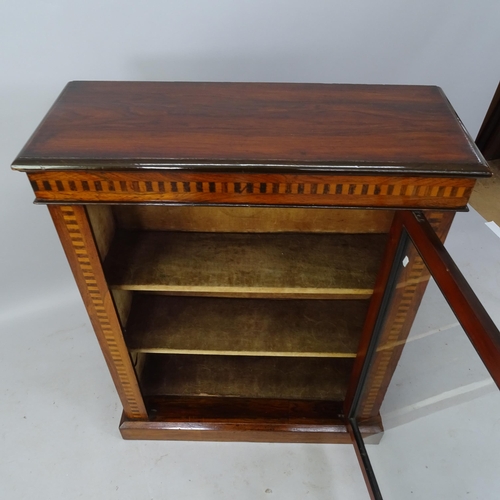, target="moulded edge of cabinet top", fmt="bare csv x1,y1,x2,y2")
11,81,490,177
